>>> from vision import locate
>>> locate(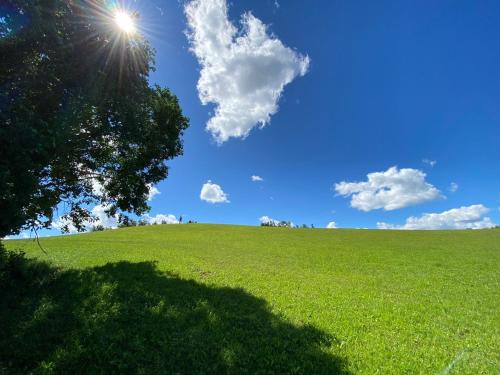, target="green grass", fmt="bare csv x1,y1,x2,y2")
2,225,499,374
